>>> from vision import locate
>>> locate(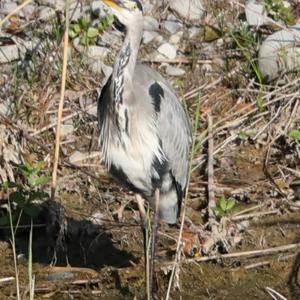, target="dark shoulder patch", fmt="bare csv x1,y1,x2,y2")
149,82,164,113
